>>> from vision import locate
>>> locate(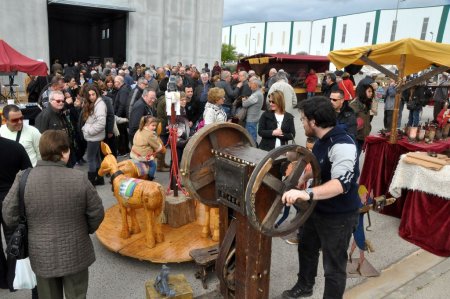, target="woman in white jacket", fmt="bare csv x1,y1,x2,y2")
203,87,227,126
82,85,107,185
